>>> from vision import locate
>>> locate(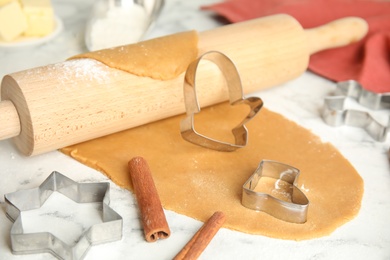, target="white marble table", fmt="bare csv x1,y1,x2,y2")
1,0,389,259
